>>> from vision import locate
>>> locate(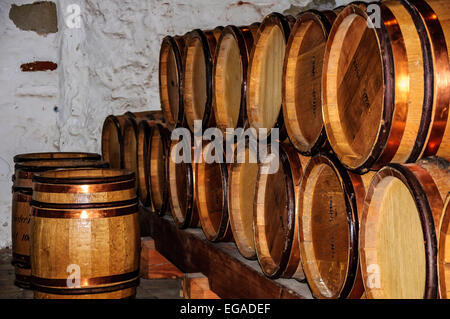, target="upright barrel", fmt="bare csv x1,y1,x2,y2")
148,124,170,215
298,154,373,299
228,141,259,259
439,194,450,298
167,139,200,229
159,35,185,131
322,2,450,173
183,28,222,132
195,142,232,242
360,158,450,299
282,10,336,155
246,13,292,140
254,143,306,279
11,158,107,289
213,24,259,135
30,169,140,299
